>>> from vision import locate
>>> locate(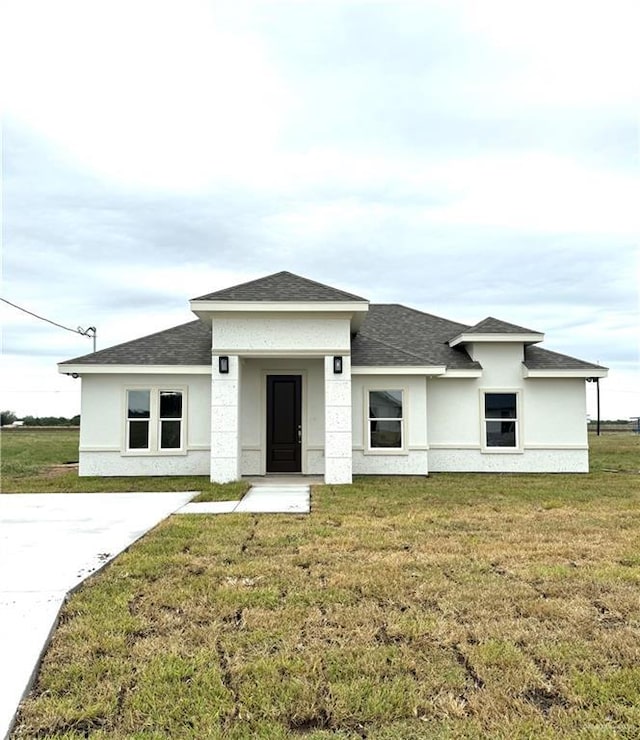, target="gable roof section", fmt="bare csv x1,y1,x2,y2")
193,271,367,302
448,315,545,347
463,316,541,335
59,320,212,366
